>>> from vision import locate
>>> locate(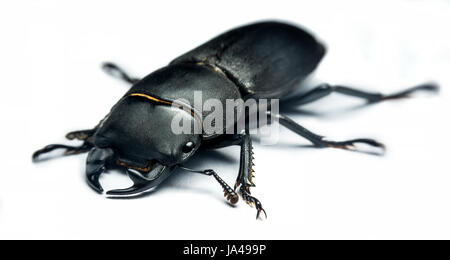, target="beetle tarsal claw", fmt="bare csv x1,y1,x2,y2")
239,186,267,220
256,207,267,220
